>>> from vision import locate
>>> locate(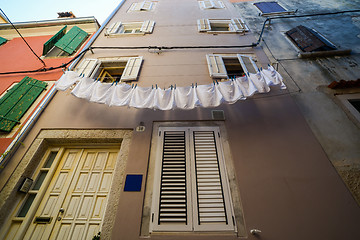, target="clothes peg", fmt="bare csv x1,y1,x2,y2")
195,83,197,88
156,84,158,89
